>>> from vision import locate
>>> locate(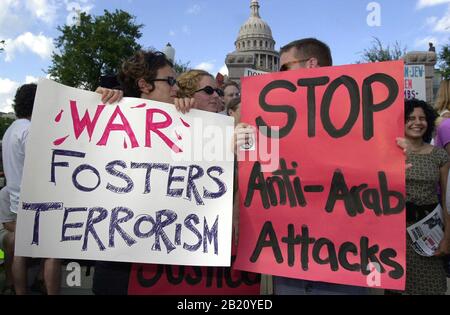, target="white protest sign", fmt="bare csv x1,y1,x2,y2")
244,68,268,77
404,65,426,101
16,79,234,267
